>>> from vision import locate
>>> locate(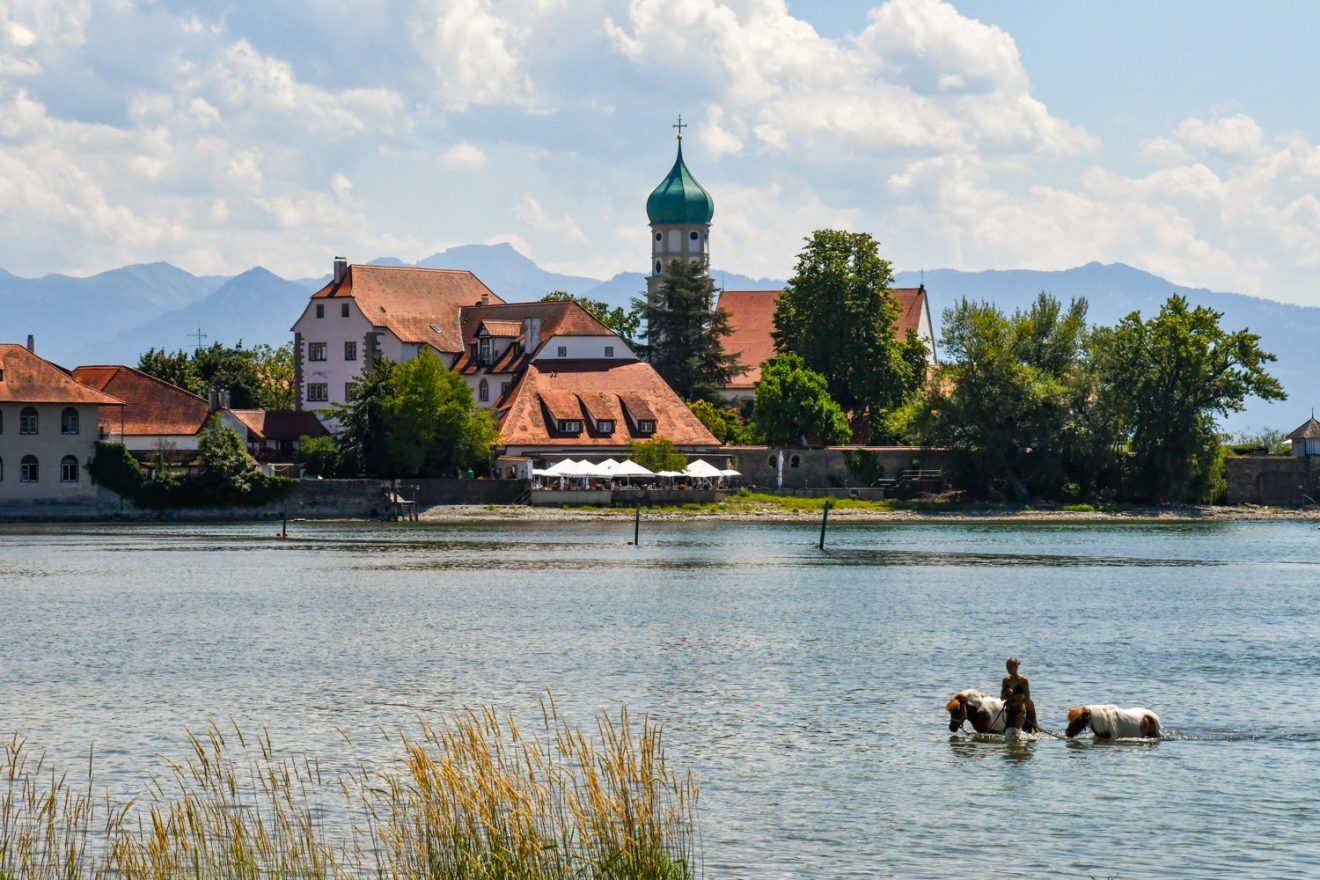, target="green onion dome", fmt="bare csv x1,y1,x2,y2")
646,142,714,225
